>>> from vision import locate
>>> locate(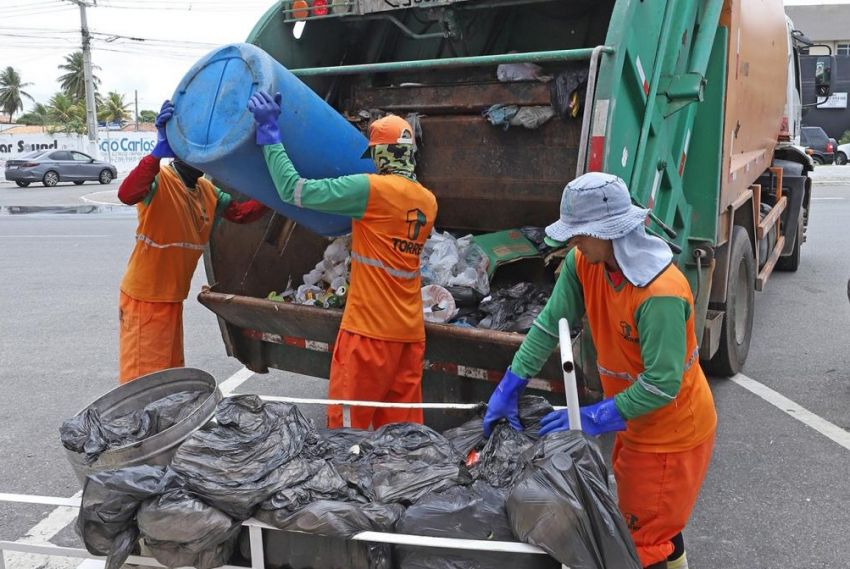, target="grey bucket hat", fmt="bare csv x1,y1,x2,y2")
545,173,649,243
